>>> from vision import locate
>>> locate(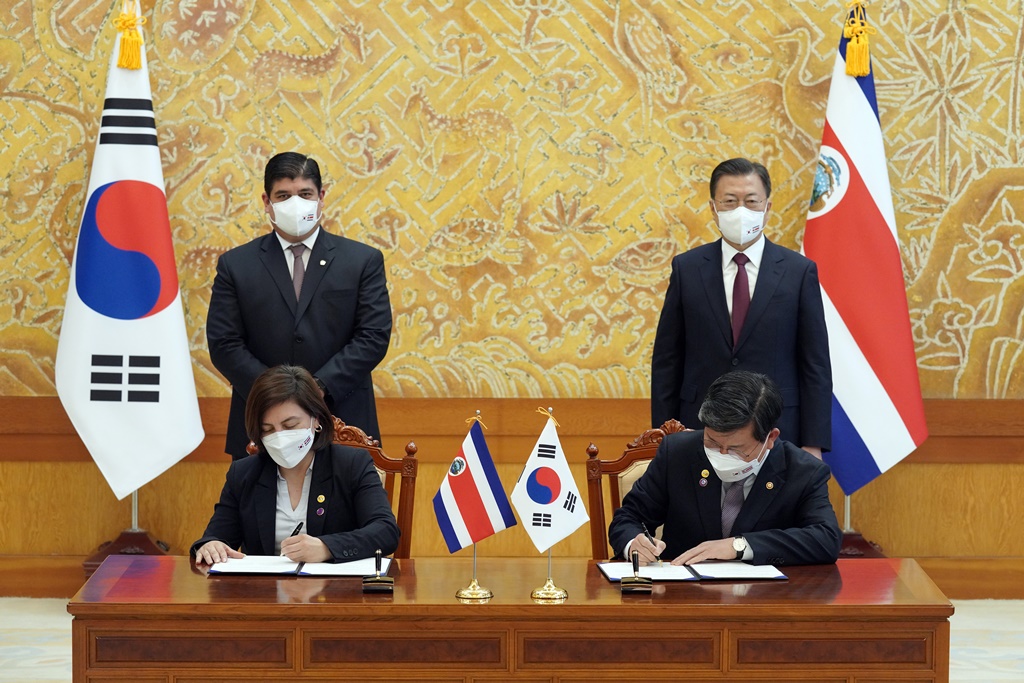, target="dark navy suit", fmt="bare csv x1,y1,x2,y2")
651,238,832,449
608,431,842,566
191,445,399,560
208,230,392,458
